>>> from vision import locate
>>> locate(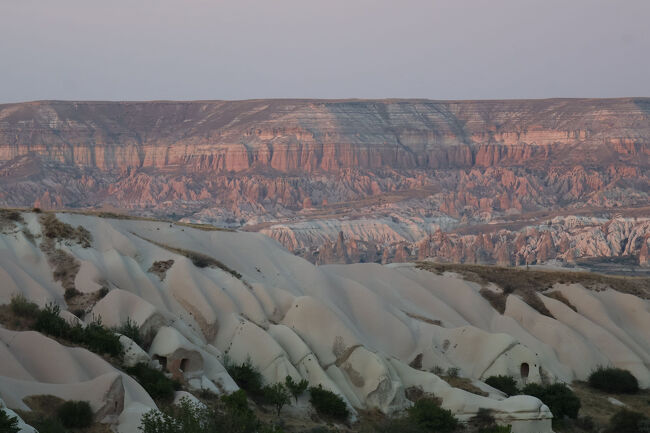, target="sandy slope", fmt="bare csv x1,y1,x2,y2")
0,212,648,432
